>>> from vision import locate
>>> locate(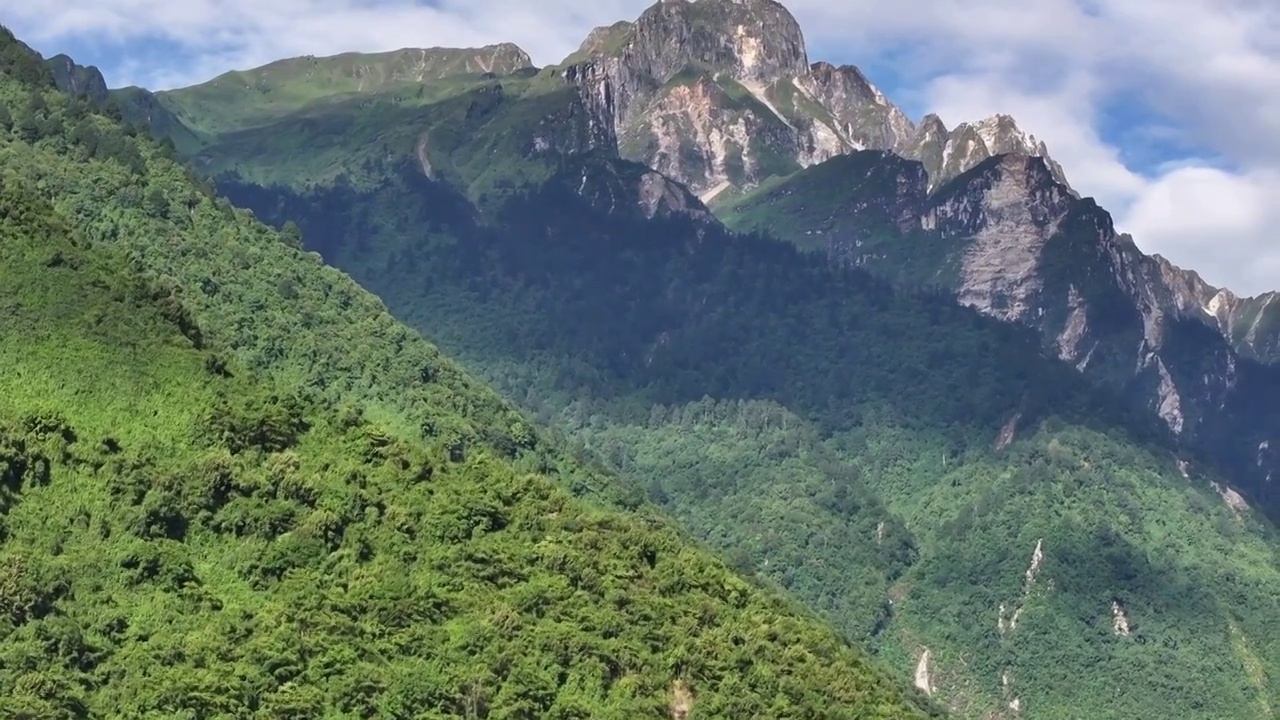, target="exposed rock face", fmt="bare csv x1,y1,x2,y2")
915,155,1280,514
924,155,1074,322
914,648,933,696
559,0,1061,194
44,54,109,105
1148,255,1280,364
907,114,1070,192
804,62,914,150
555,157,716,223
714,146,1271,513
727,140,1274,489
